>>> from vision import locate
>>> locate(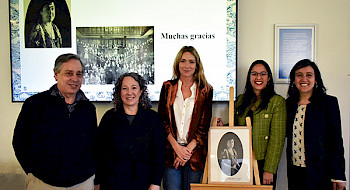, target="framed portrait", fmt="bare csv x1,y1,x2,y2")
10,0,238,102
274,24,316,83
208,126,253,184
